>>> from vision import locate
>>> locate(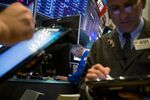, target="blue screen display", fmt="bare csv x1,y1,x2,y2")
0,28,67,77
36,0,88,18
